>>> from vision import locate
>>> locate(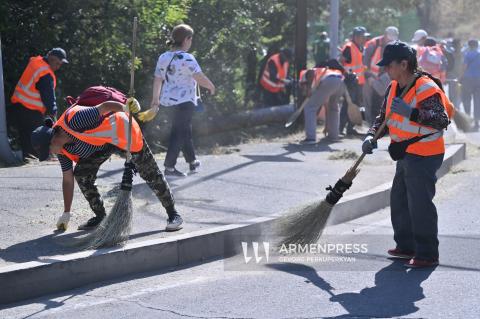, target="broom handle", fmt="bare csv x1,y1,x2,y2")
126,17,138,163
349,76,417,172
